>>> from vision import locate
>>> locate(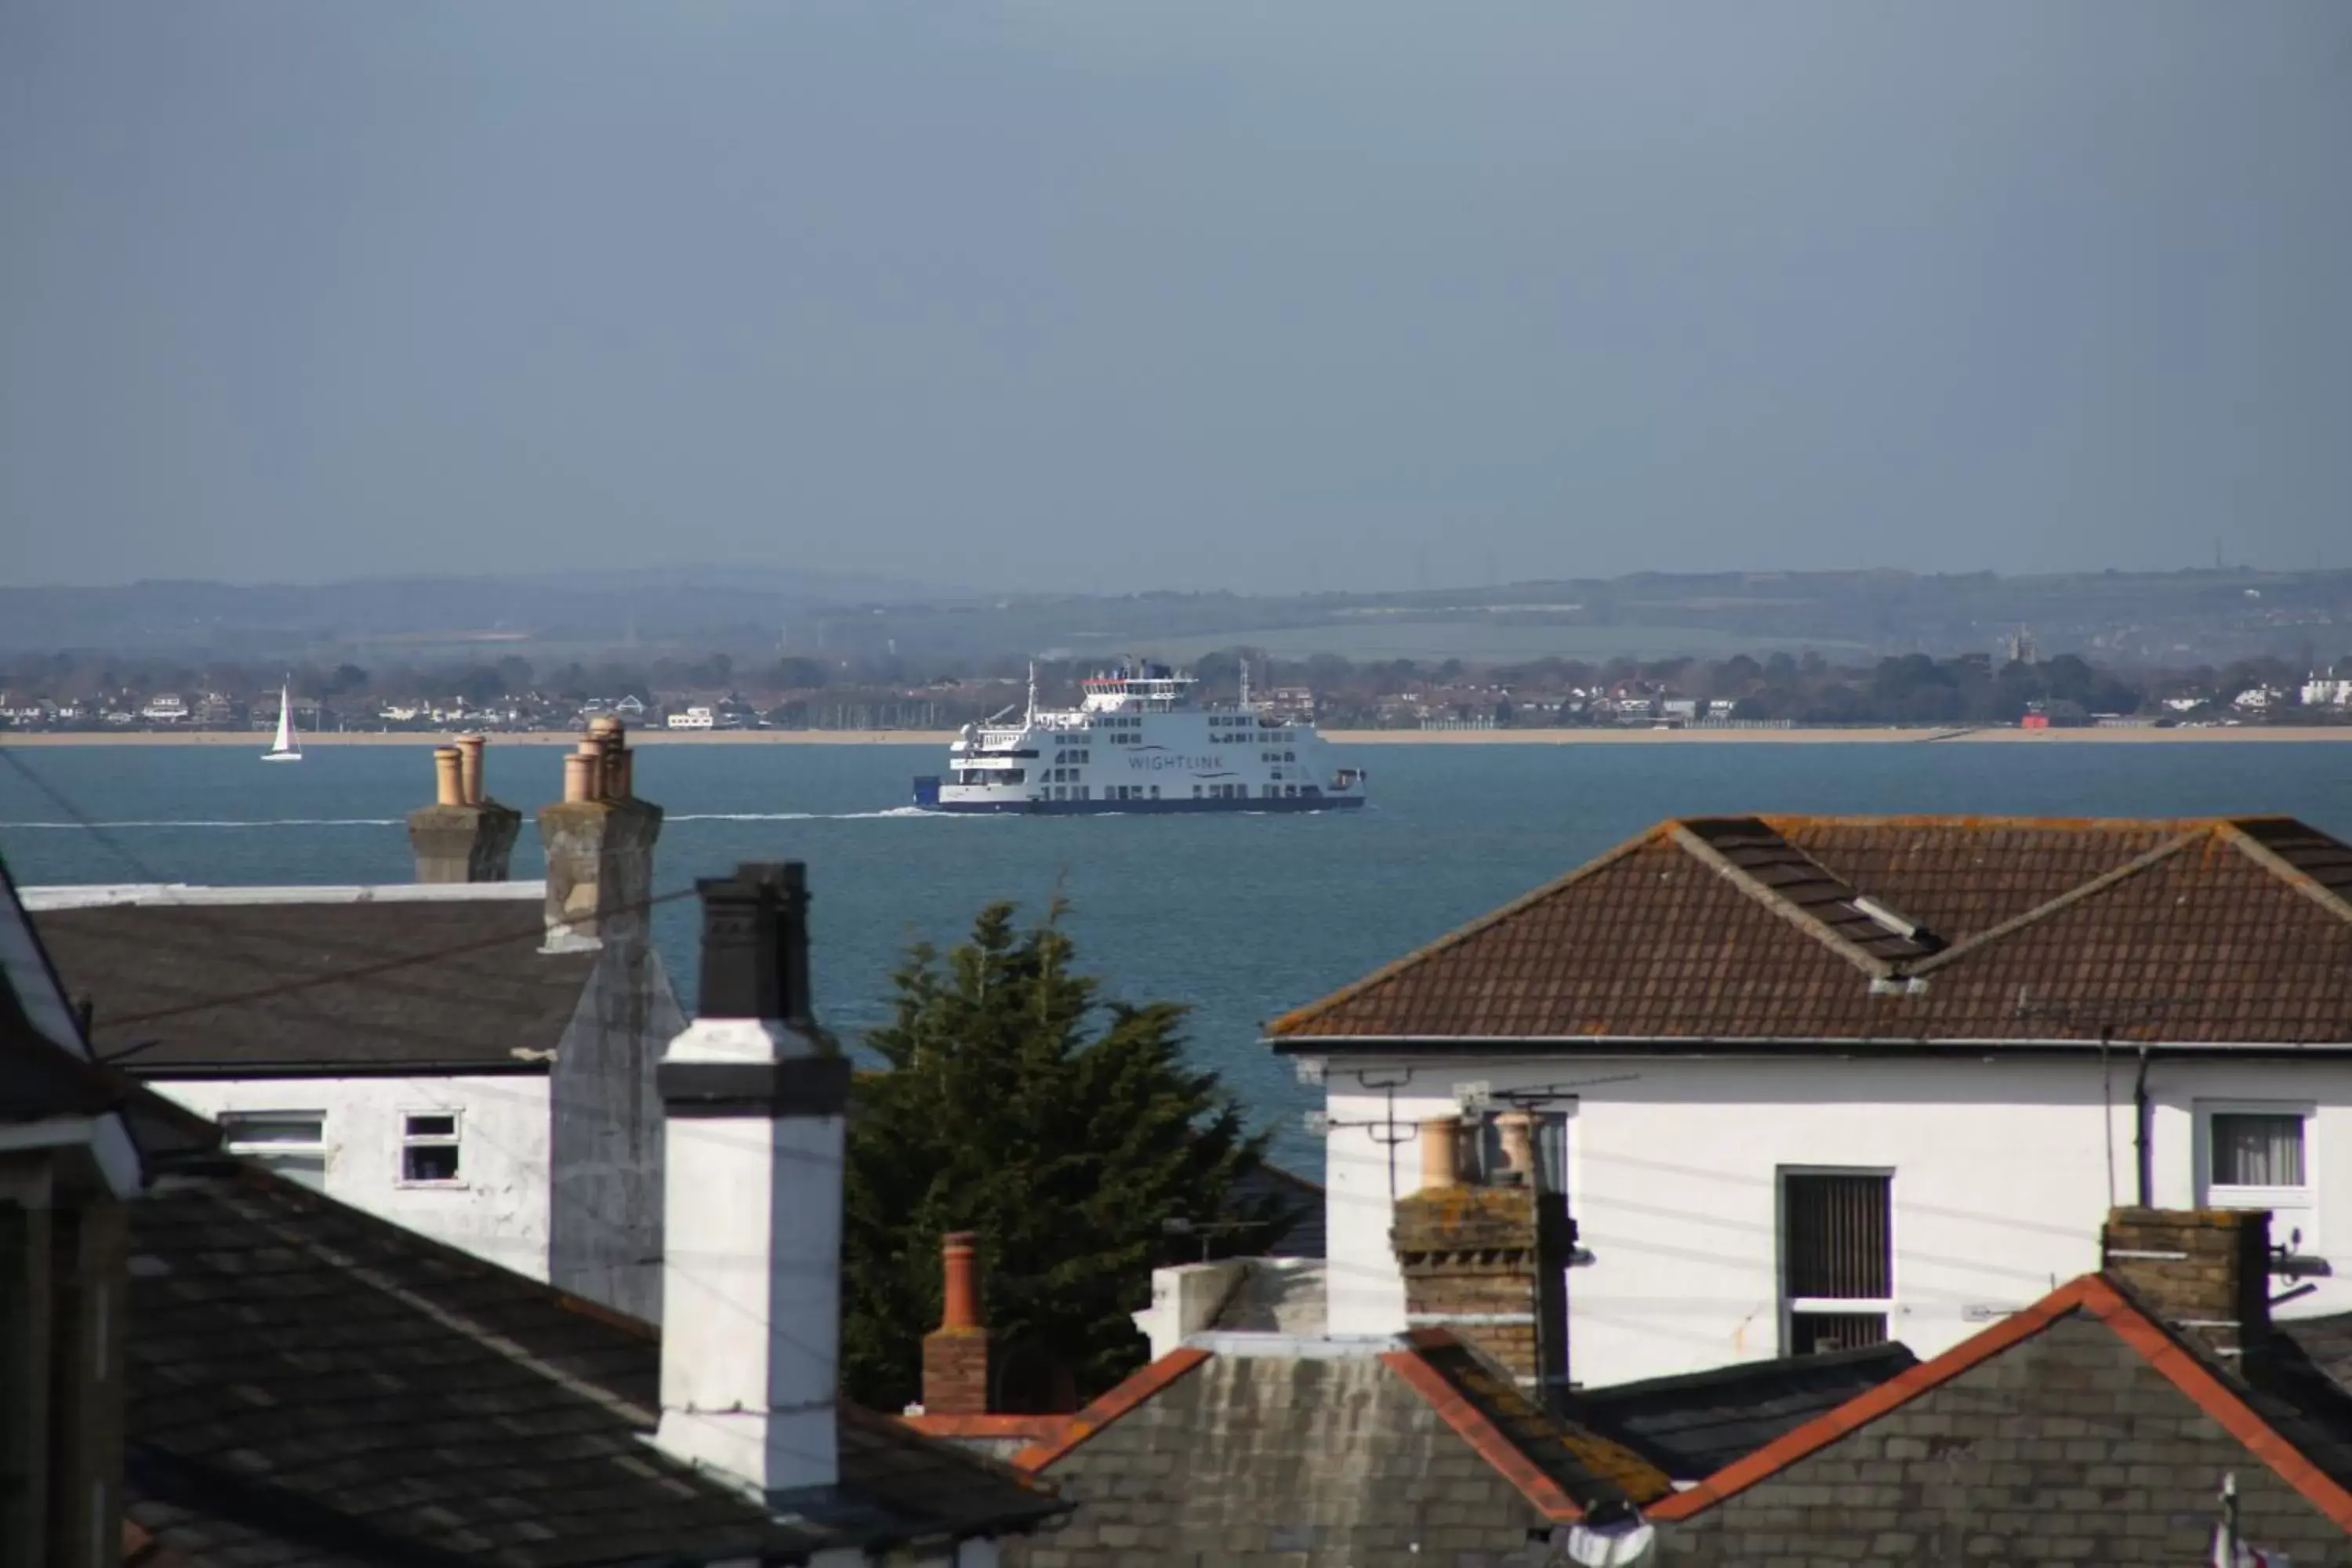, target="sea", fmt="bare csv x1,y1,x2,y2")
5,740,2347,1171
